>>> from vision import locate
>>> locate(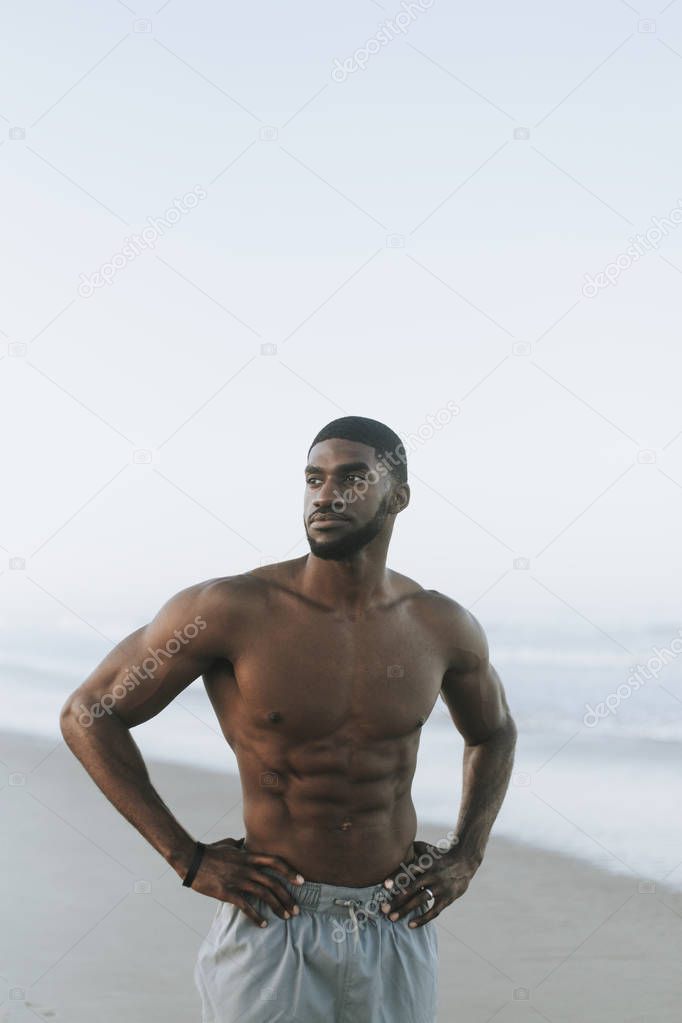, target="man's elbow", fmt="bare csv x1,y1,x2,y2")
497,711,517,748
503,711,517,740
59,688,98,745
60,693,83,743
471,712,517,748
